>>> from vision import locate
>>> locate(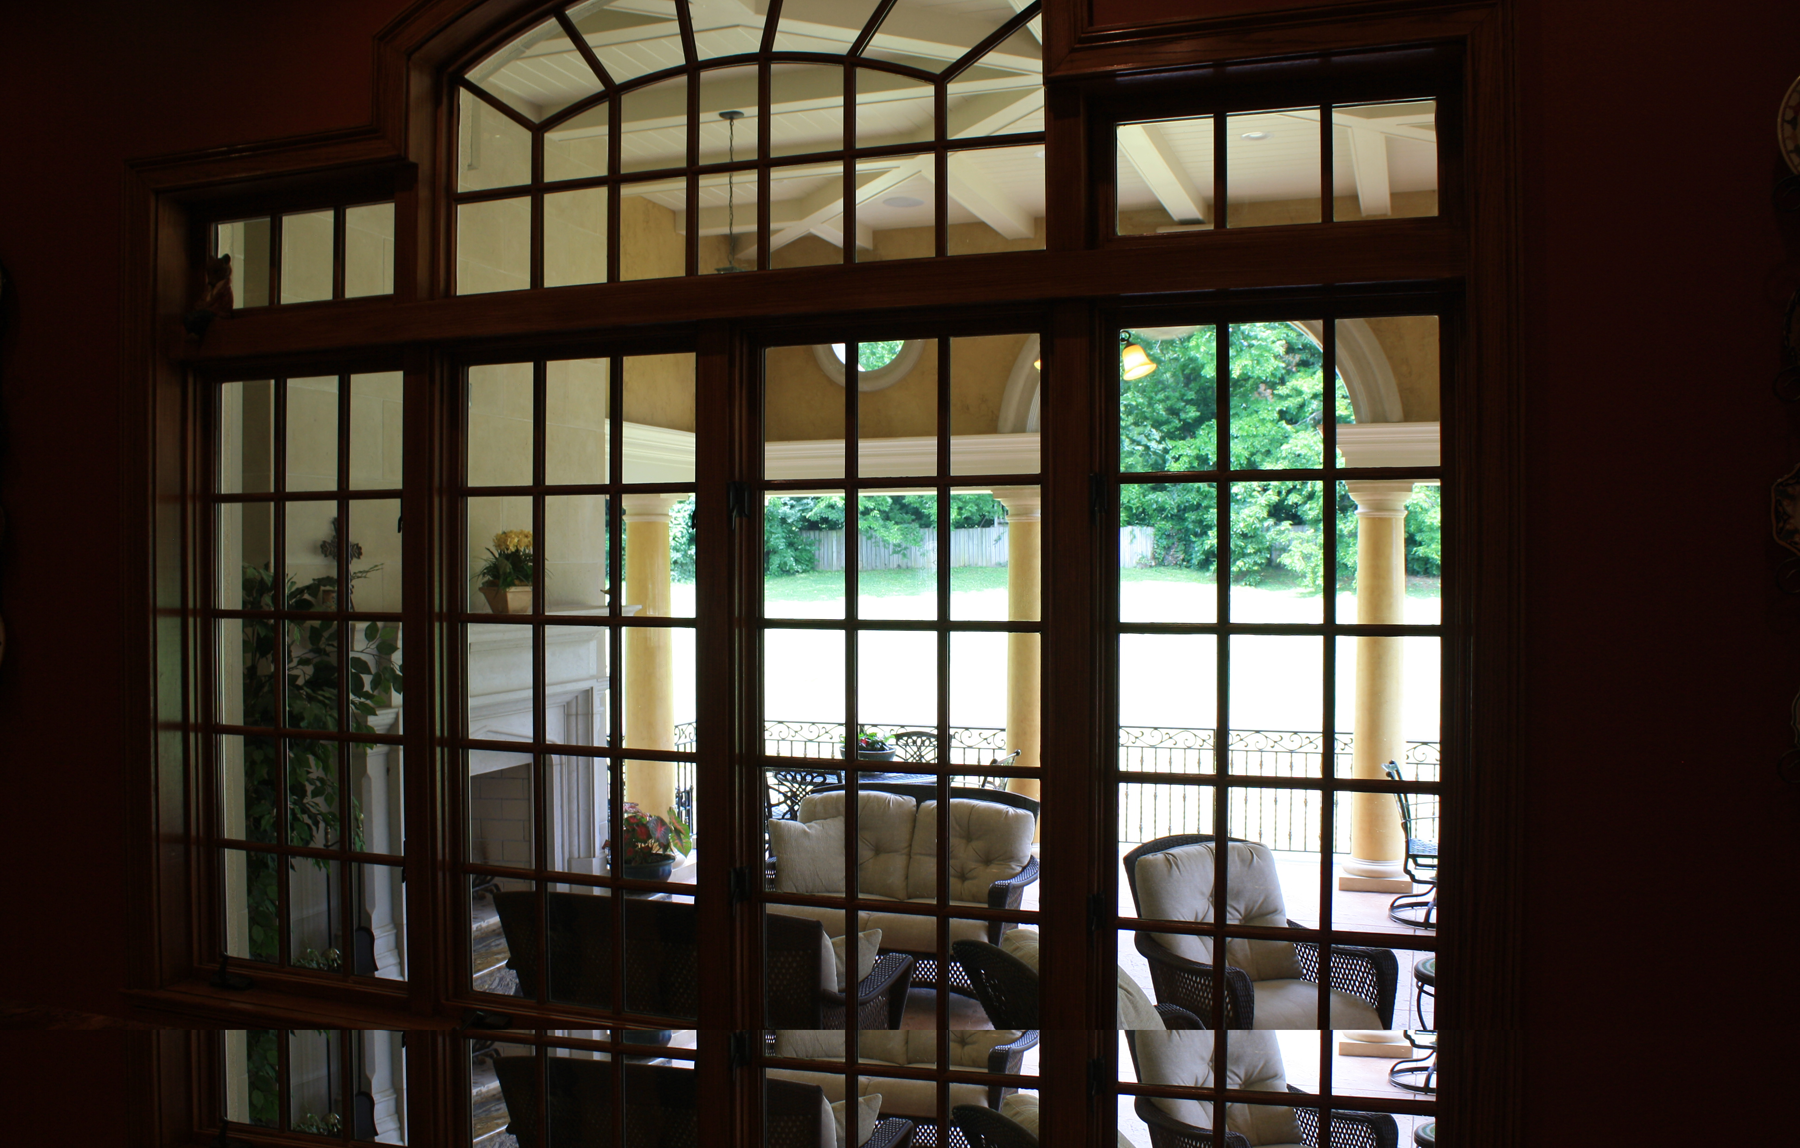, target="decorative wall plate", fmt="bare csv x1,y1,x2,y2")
1774,461,1800,557
1783,74,1800,176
